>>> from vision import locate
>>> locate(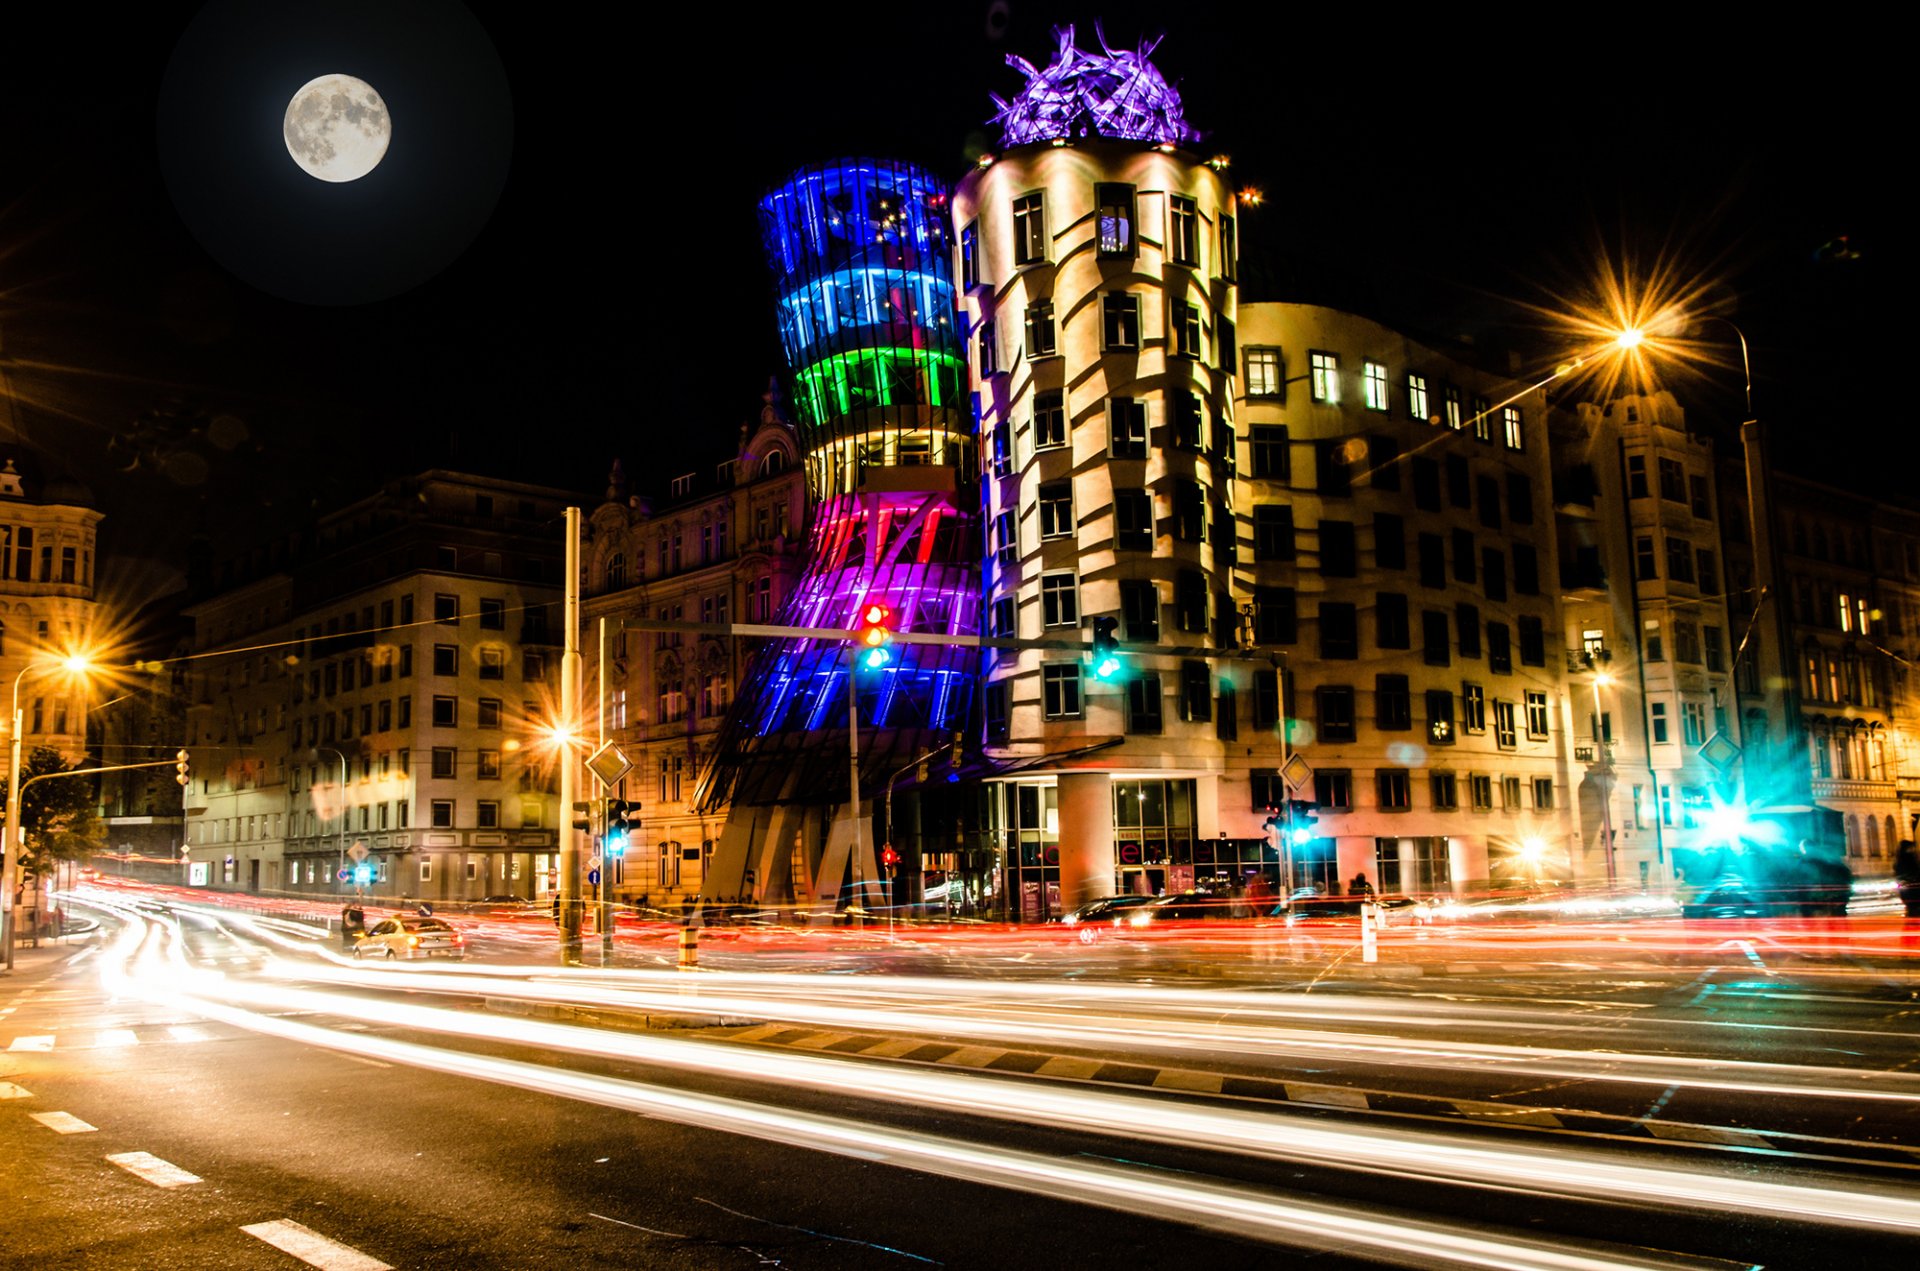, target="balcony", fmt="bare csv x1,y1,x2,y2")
1810,778,1898,802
